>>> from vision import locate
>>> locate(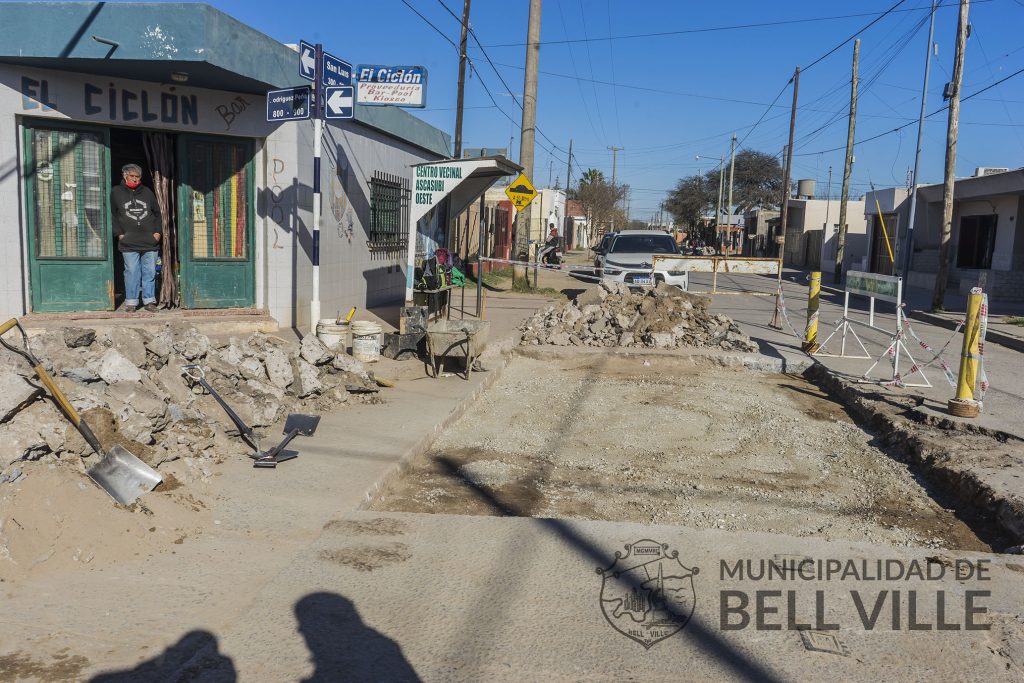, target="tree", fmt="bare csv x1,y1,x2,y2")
575,168,626,240
727,150,783,212
665,175,714,229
